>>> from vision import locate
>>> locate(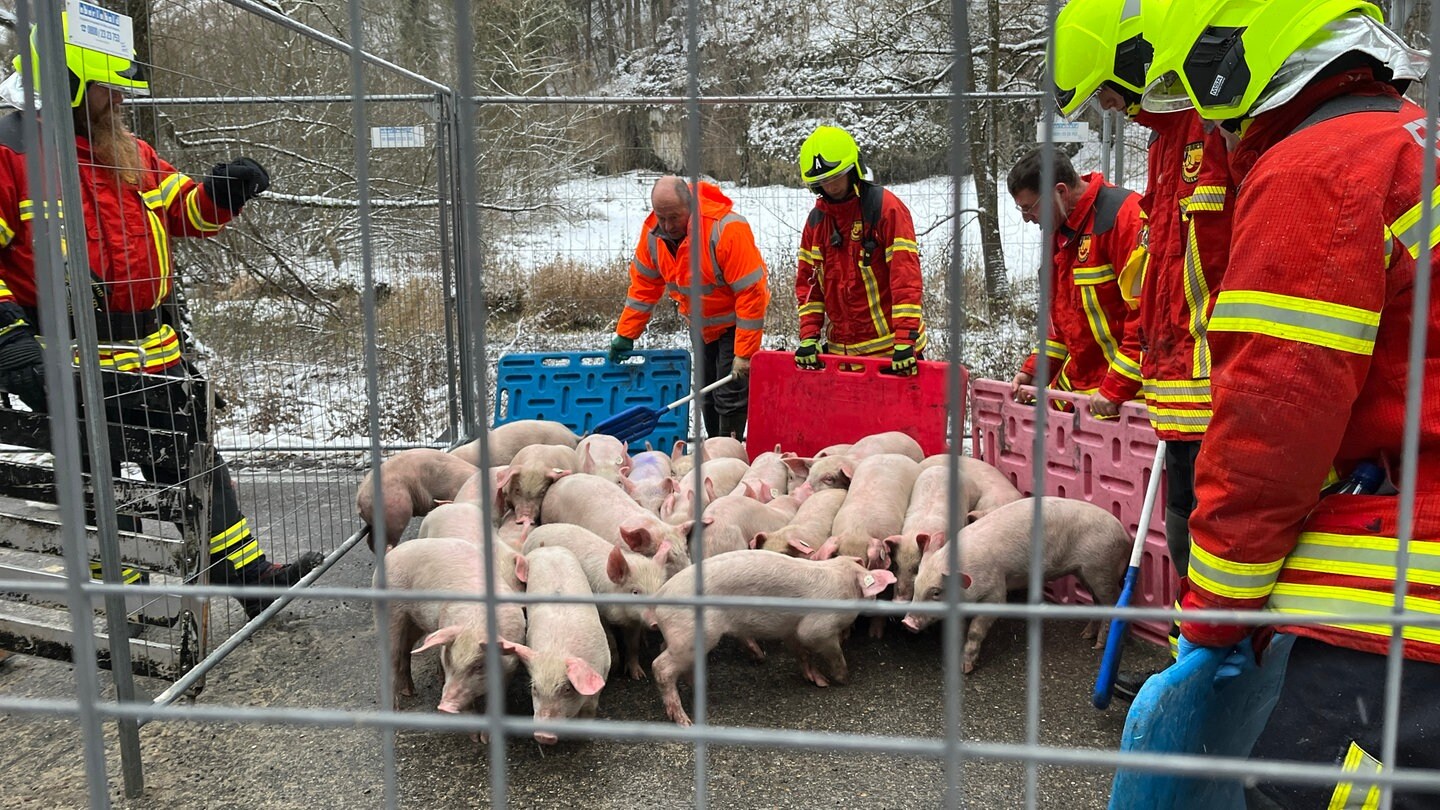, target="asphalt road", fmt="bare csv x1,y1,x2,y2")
0,470,1168,809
